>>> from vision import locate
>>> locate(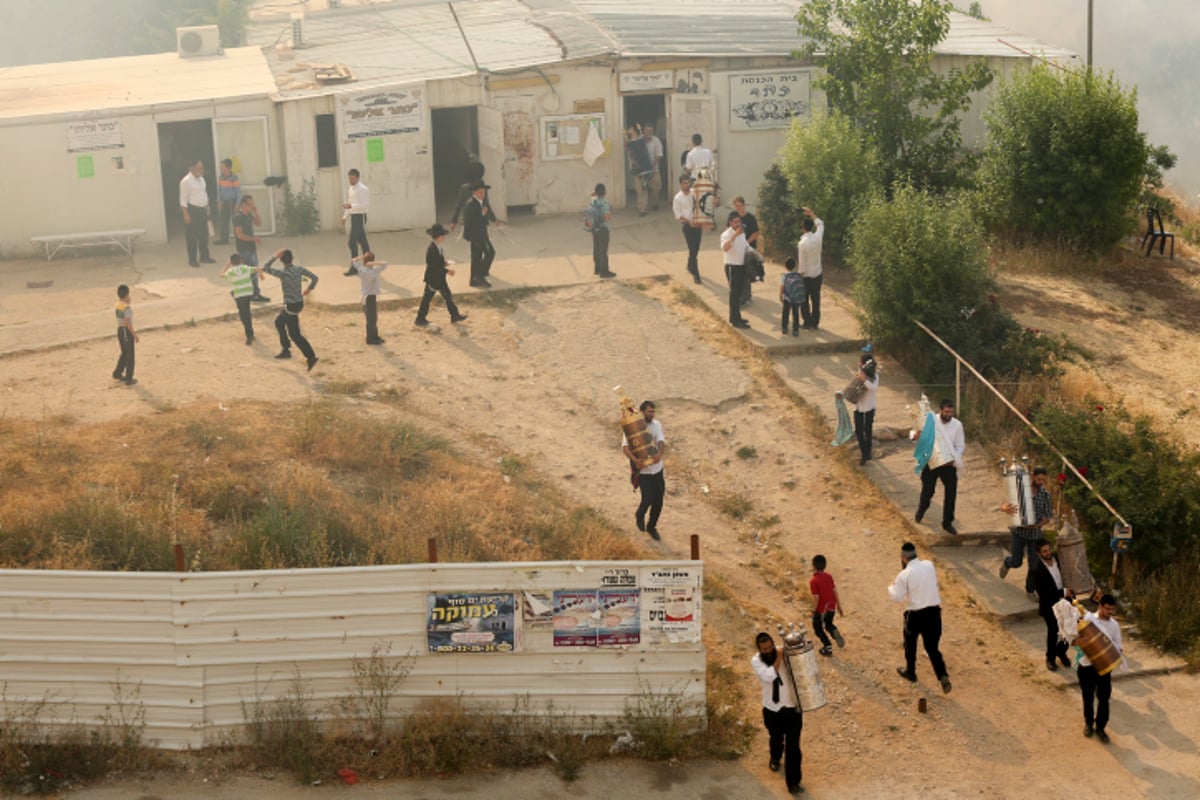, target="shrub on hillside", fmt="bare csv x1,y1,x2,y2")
759,111,882,263
978,64,1149,254
849,185,1061,381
